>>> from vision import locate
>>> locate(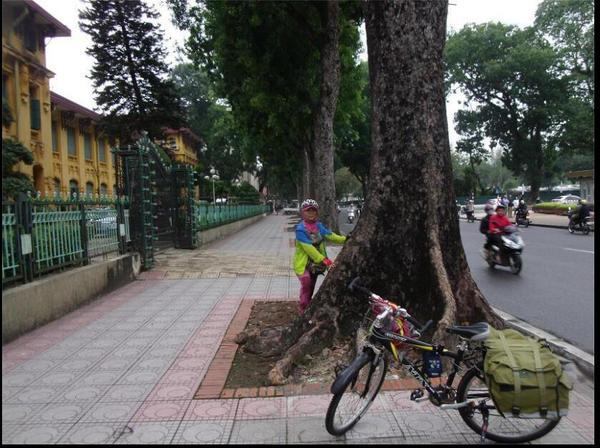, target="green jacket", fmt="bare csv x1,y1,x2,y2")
294,220,346,275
